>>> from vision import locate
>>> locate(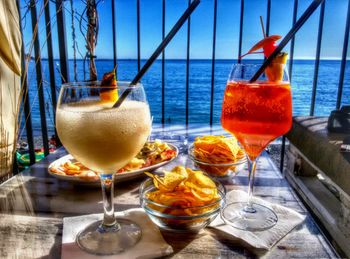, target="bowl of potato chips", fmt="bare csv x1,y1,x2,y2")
140,166,225,232
188,136,246,177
